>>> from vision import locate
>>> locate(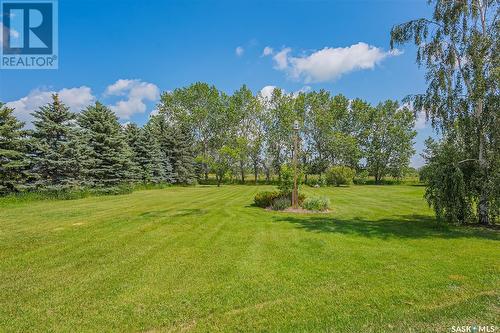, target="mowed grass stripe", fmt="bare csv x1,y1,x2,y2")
0,185,498,332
